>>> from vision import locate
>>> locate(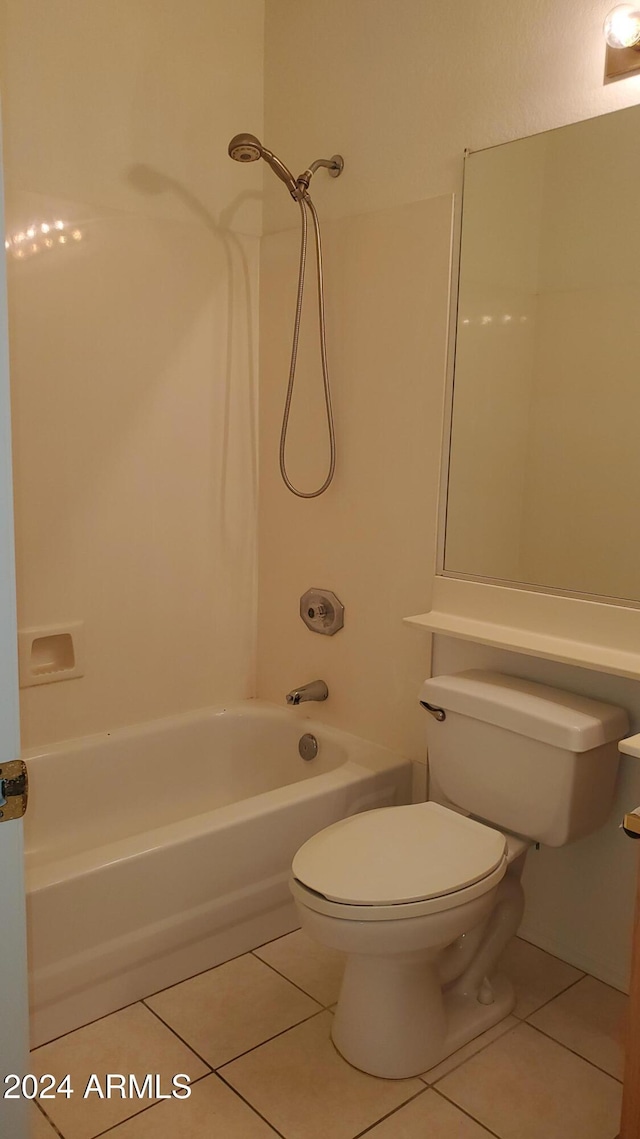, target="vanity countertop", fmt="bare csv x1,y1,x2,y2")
619,735,640,758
